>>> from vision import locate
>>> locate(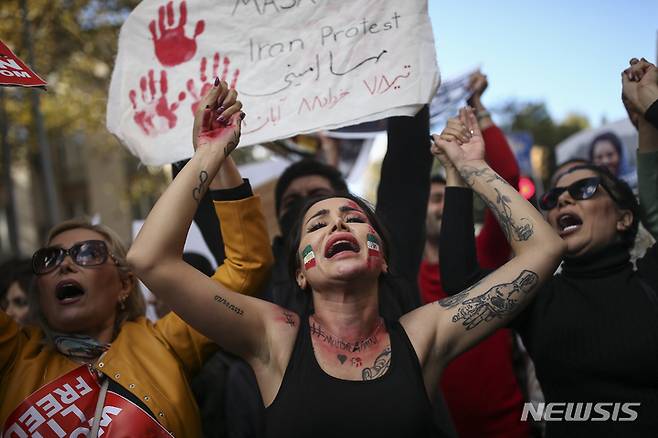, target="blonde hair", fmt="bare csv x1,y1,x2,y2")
30,219,145,339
